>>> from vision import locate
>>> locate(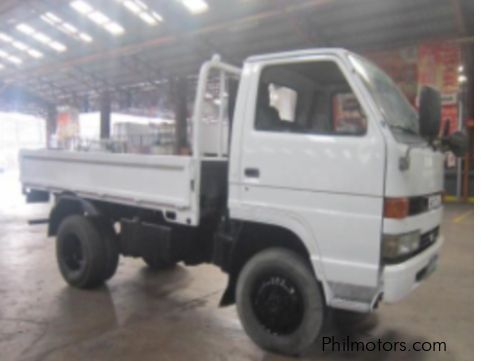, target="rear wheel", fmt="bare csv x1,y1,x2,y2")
56,215,118,288
235,248,325,356
94,219,120,281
